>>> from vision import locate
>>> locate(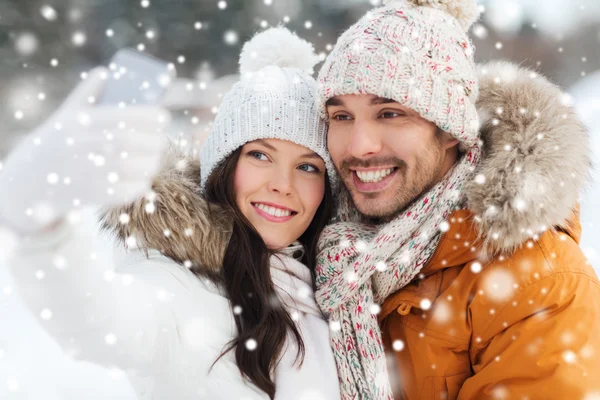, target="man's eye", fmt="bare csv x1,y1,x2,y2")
380,111,401,119
332,114,352,121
